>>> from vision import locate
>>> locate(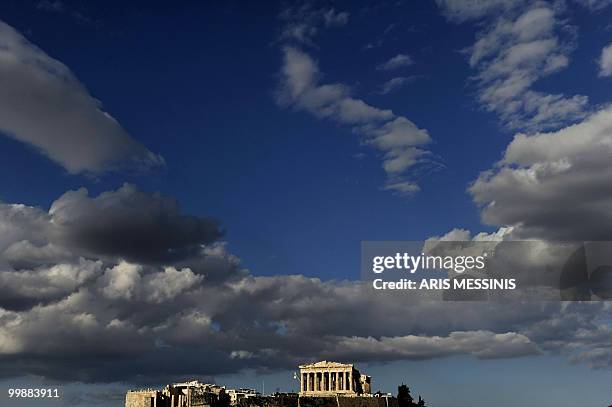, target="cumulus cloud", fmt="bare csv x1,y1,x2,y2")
437,2,589,131
47,184,222,263
0,184,222,269
0,186,609,383
0,20,163,174
376,54,414,71
469,105,612,240
599,43,612,77
0,258,102,310
99,262,202,304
